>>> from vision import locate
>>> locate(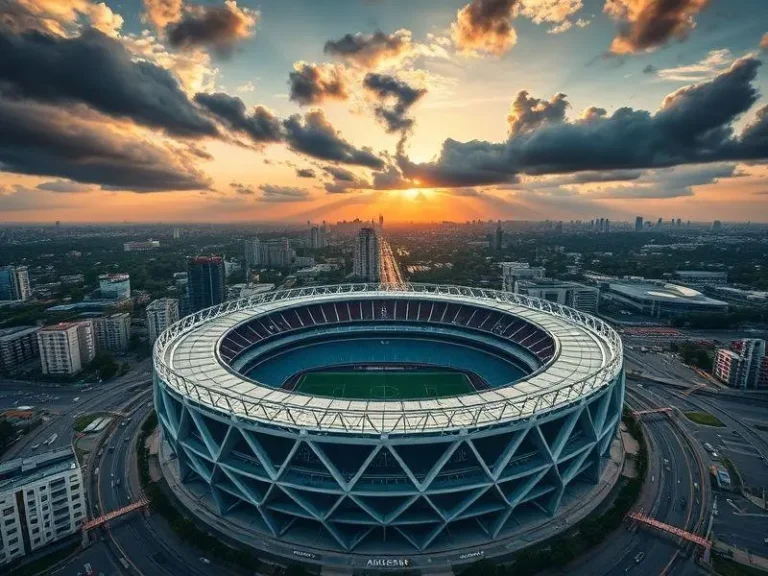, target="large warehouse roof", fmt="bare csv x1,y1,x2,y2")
609,281,728,306
154,284,622,434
